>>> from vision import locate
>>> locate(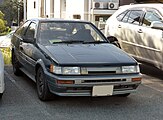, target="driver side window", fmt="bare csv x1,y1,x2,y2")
142,10,162,27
